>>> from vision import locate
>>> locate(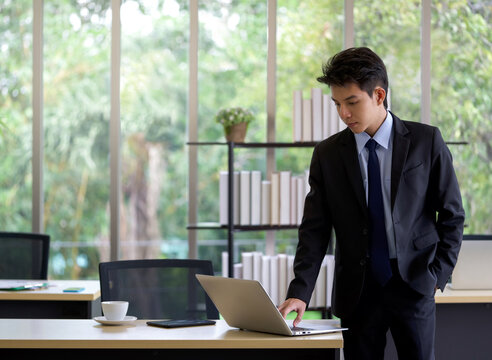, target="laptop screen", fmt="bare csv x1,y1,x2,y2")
451,238,492,290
